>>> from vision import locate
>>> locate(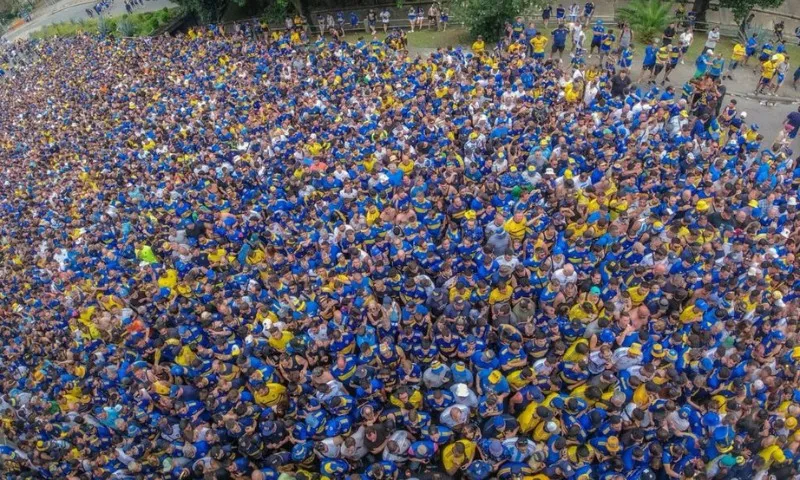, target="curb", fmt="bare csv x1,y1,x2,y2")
729,91,800,104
